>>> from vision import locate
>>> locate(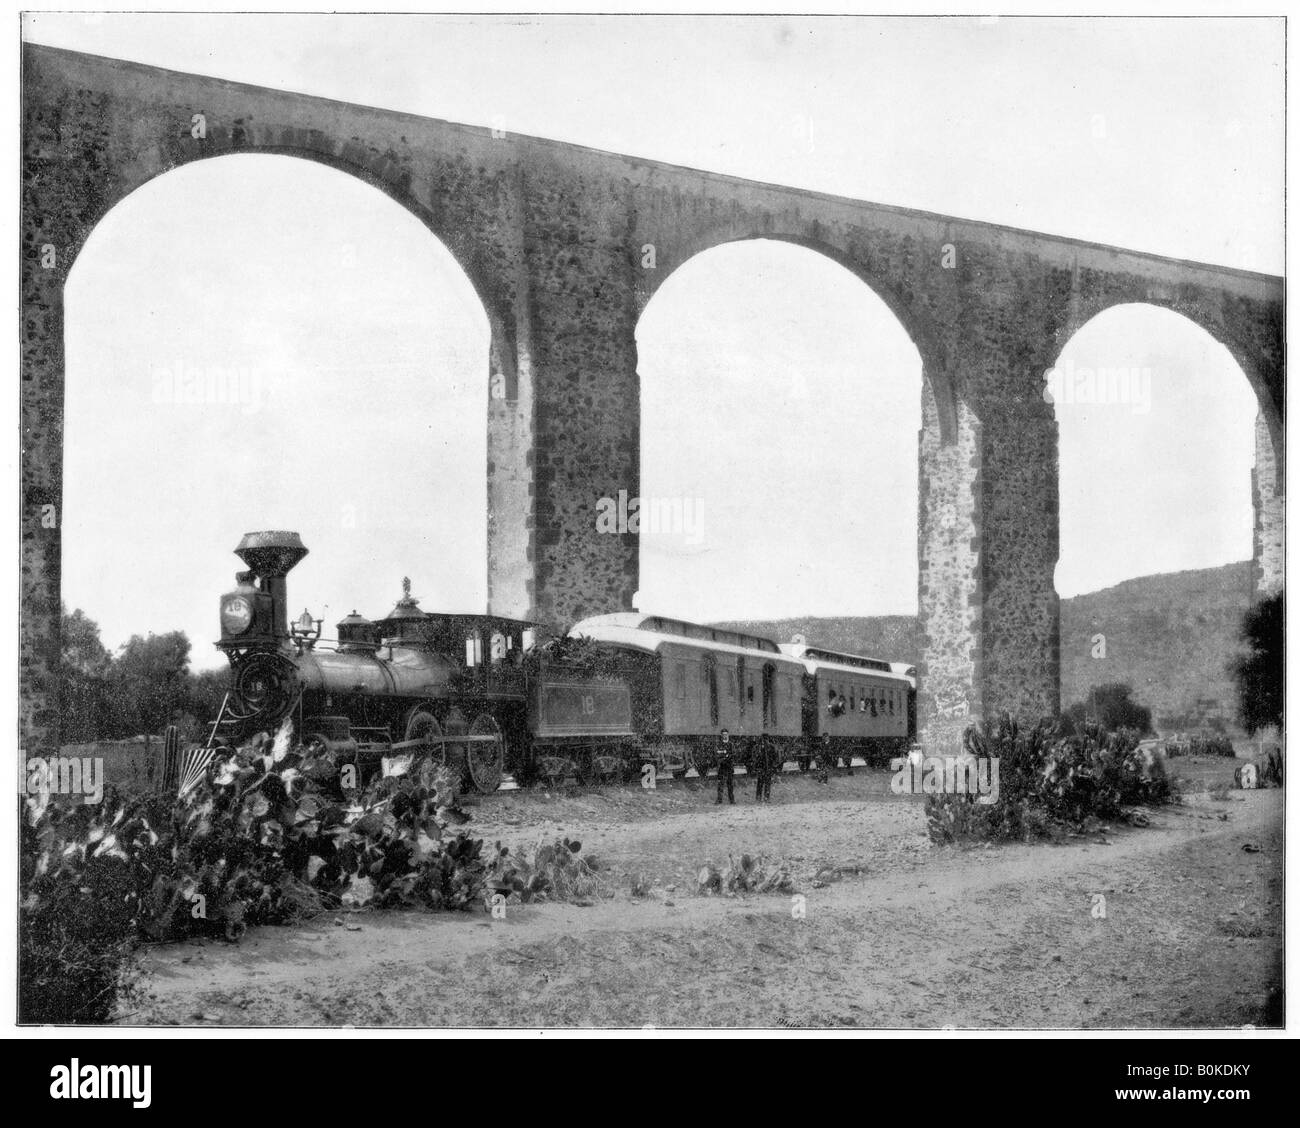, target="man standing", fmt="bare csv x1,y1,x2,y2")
817,732,833,785
715,729,735,805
